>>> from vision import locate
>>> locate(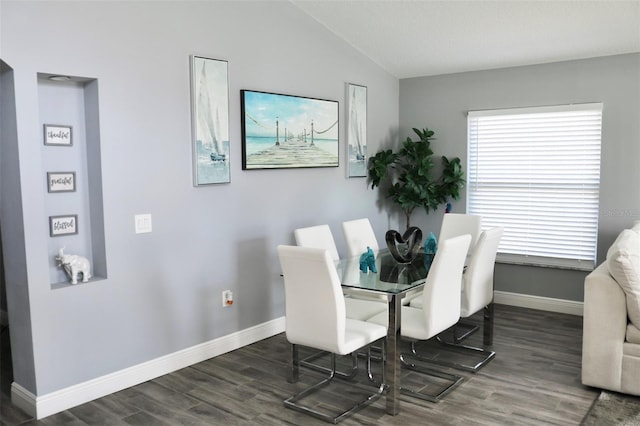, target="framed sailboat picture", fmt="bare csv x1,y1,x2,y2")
240,90,339,170
346,83,367,178
190,55,230,185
